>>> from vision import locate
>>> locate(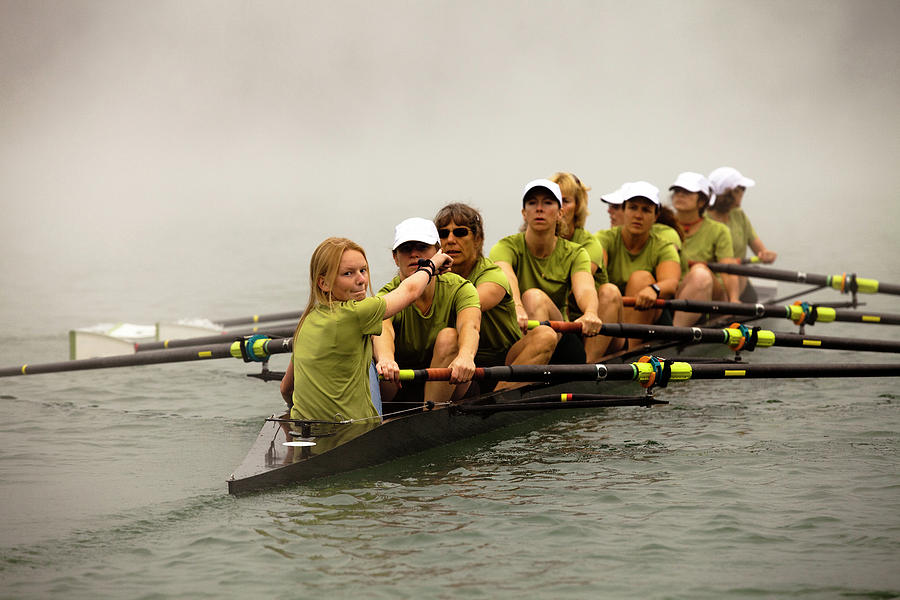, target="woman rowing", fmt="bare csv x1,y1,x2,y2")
601,183,685,257
374,218,481,408
489,179,616,362
708,166,778,299
279,237,453,422
669,172,740,326
595,181,681,348
433,202,557,390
